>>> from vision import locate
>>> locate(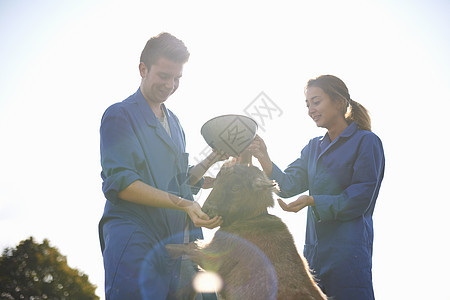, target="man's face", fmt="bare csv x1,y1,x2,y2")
139,57,184,106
